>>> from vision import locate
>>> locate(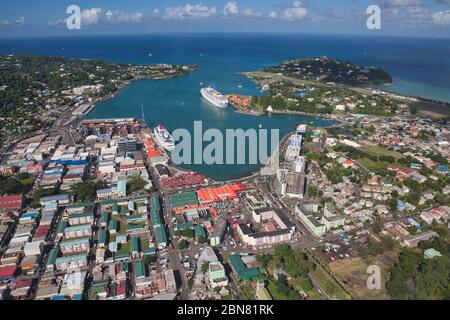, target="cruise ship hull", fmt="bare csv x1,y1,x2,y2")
201,88,228,109
153,127,176,152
